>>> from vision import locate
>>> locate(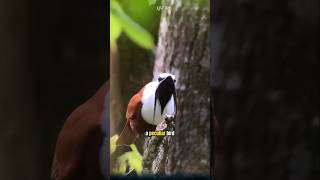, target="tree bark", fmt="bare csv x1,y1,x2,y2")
143,0,210,176
110,44,124,135
212,0,318,180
